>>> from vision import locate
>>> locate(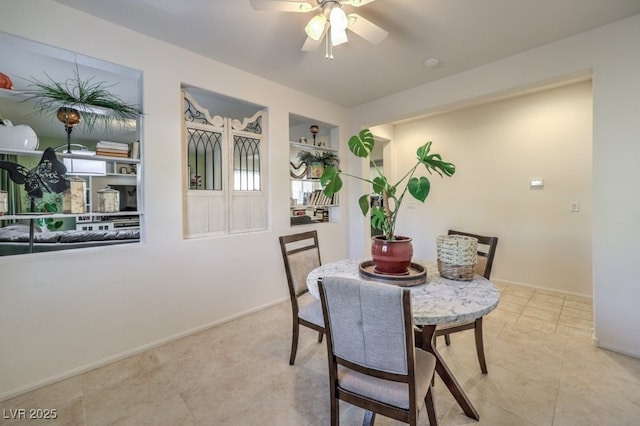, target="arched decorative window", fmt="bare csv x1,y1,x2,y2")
183,92,267,237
